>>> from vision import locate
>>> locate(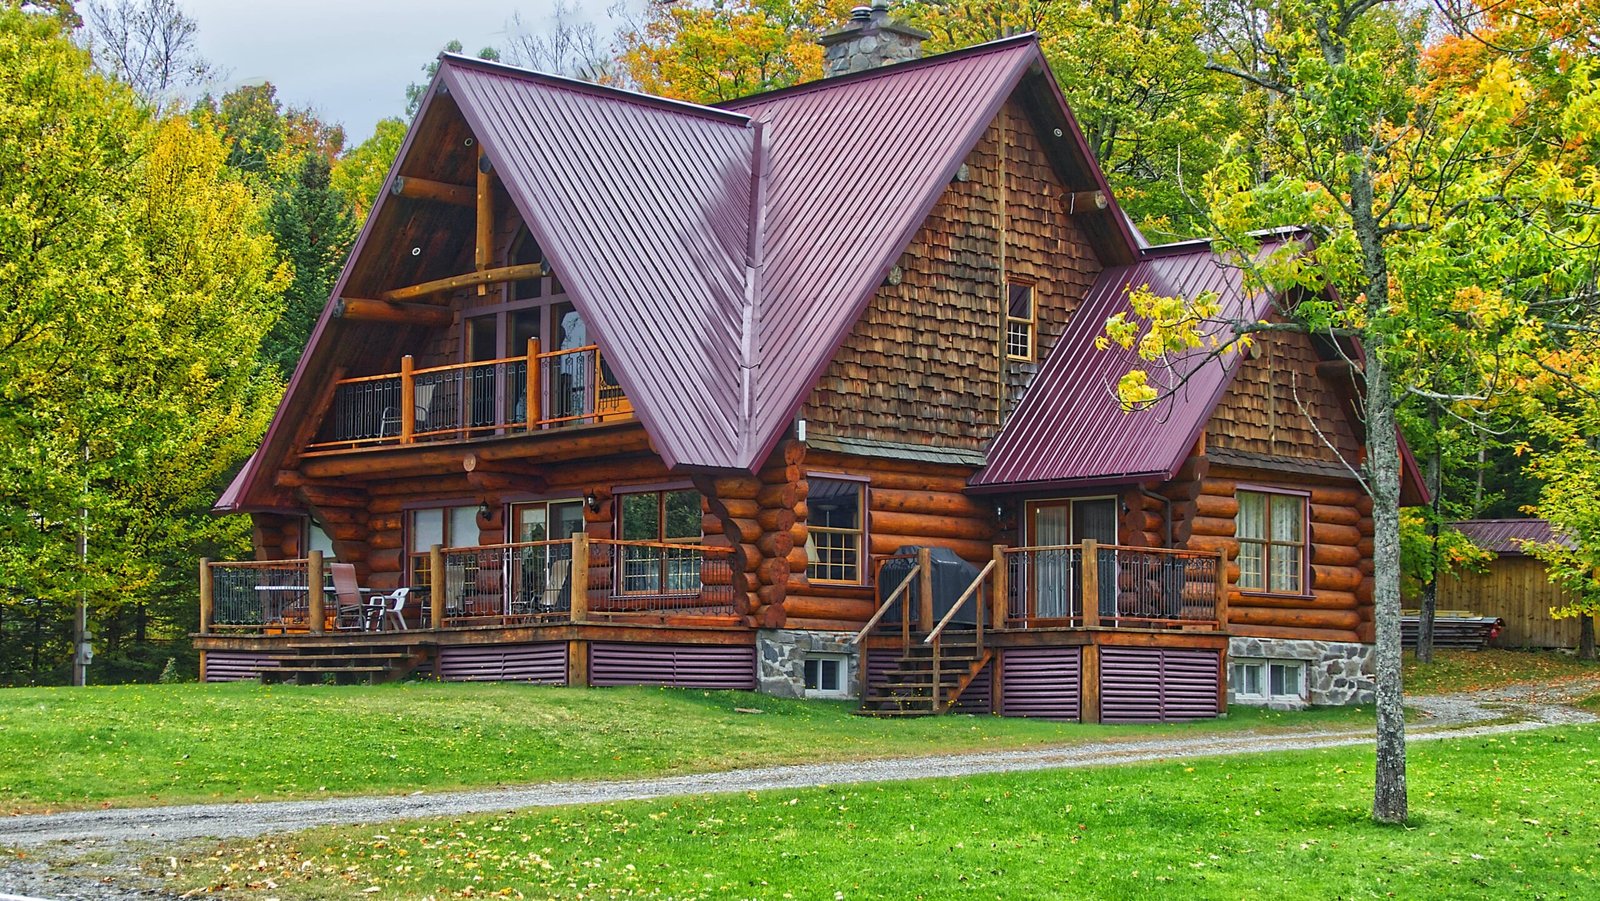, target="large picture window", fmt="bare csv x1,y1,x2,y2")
806,477,864,584
618,488,702,594
1236,489,1306,593
409,505,480,586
